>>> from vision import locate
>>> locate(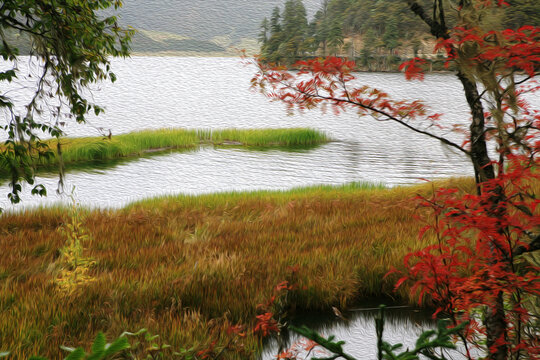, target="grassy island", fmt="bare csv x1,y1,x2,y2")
0,128,330,171
0,178,480,359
